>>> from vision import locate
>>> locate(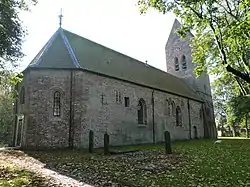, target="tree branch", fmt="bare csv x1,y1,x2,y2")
226,65,250,83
